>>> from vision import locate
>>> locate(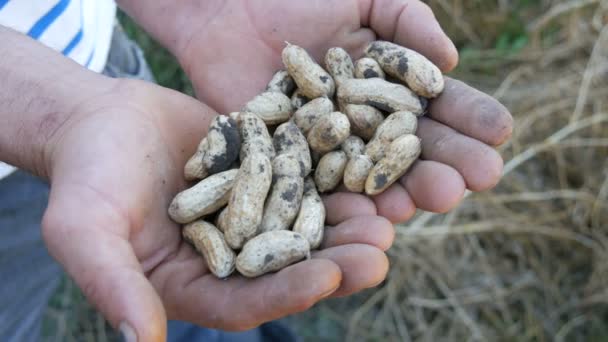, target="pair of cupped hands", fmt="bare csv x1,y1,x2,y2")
39,1,513,340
